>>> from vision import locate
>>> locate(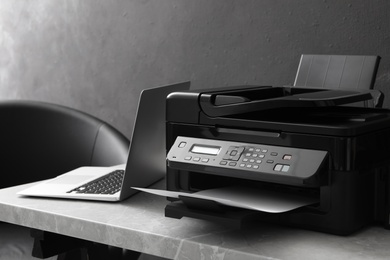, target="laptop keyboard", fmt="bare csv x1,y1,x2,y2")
67,170,124,195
